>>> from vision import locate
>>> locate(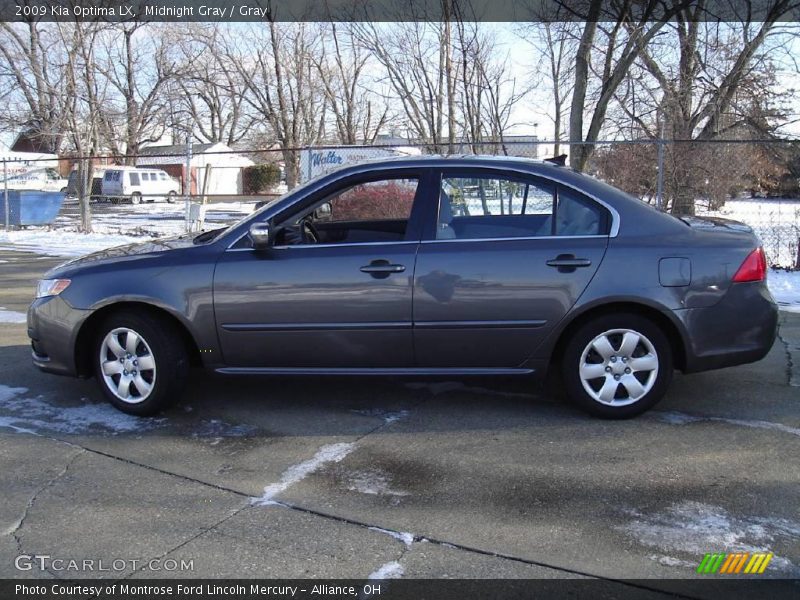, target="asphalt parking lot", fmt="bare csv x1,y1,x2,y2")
0,248,798,597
